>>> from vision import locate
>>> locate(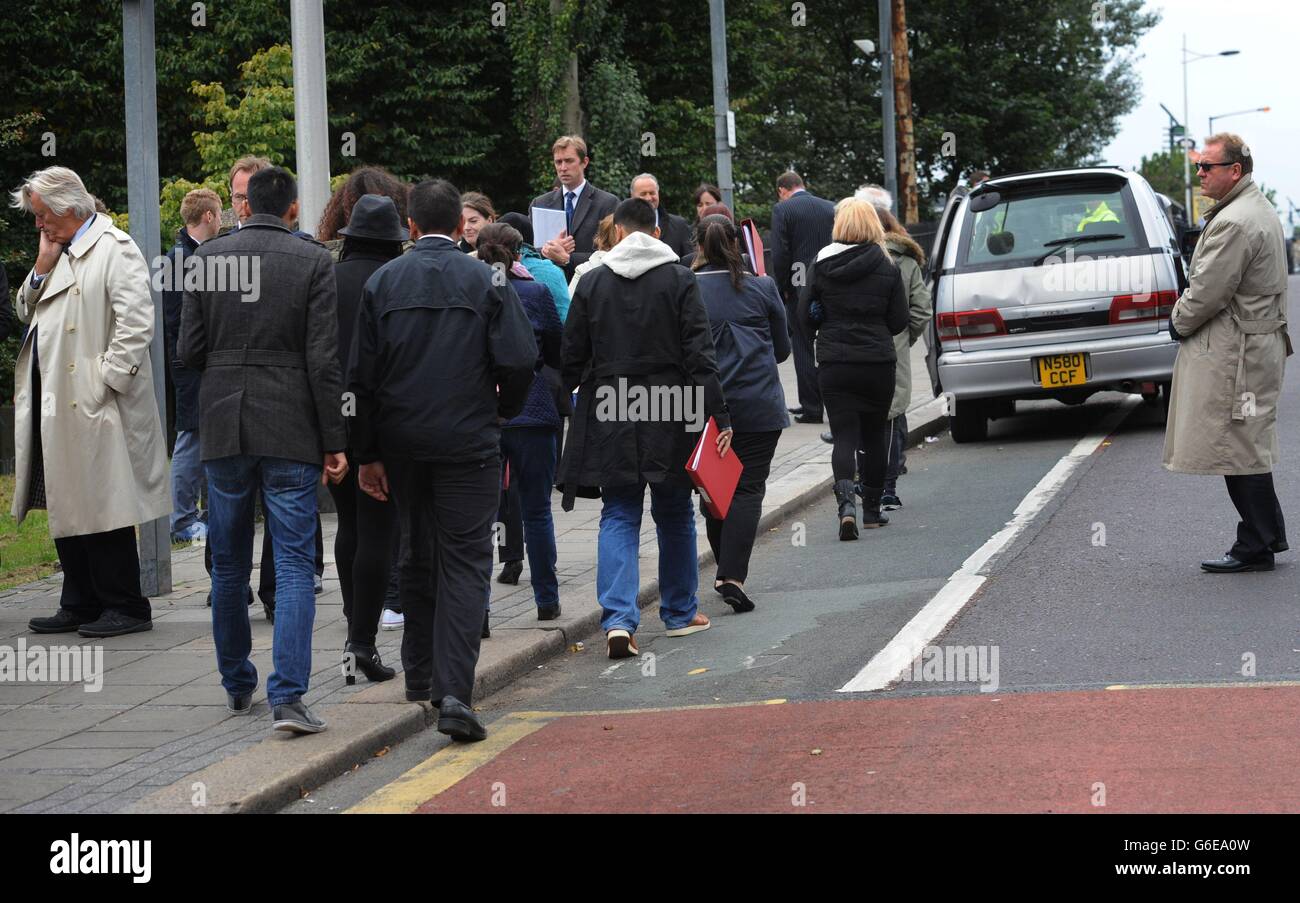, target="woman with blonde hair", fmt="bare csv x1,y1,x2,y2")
799,198,908,539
